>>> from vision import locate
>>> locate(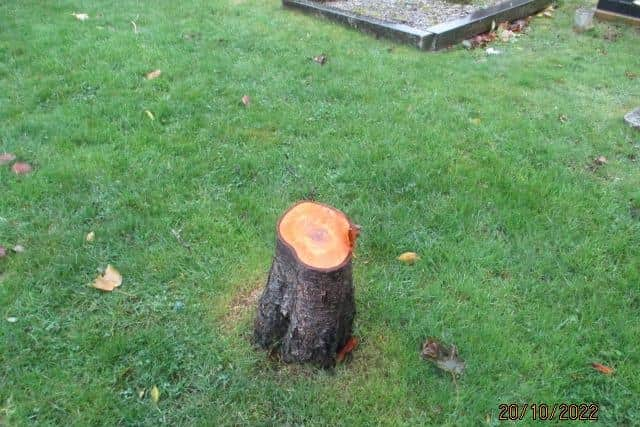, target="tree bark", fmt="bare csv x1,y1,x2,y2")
254,201,357,368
